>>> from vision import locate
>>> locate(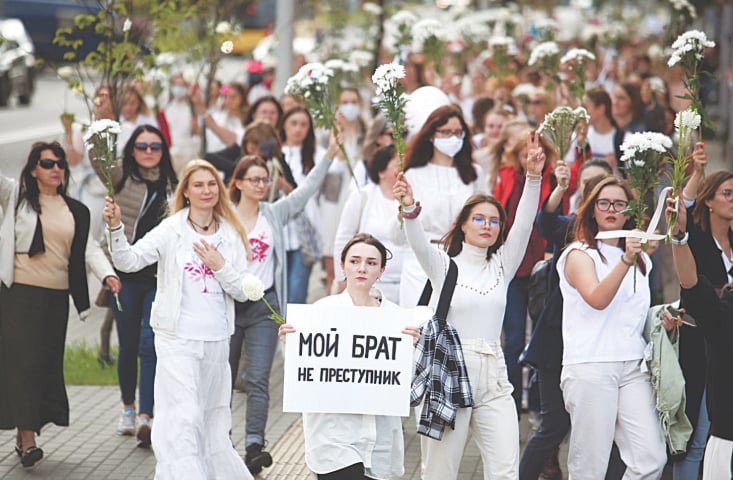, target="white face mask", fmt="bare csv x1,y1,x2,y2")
433,136,464,157
339,103,360,123
171,85,188,99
